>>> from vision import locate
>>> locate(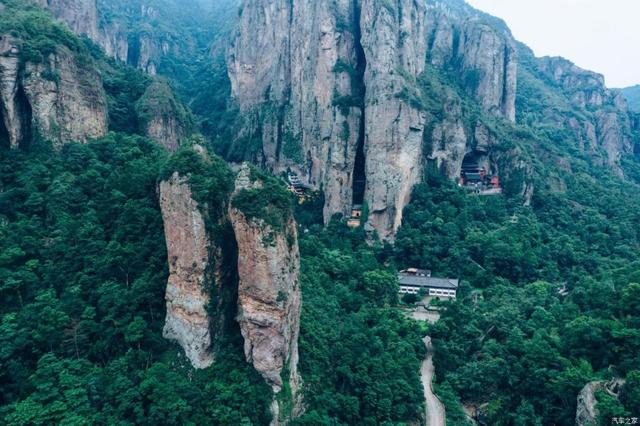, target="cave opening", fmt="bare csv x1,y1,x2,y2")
460,150,502,194
351,0,367,207
461,151,484,172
